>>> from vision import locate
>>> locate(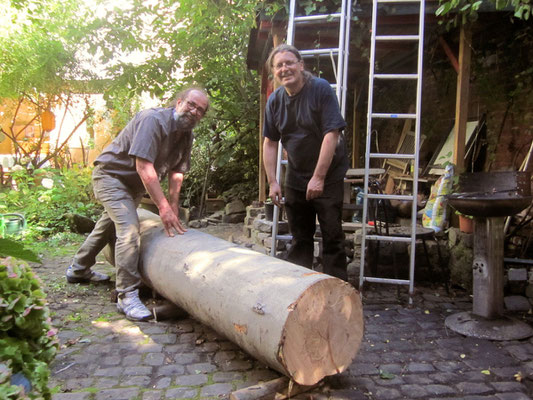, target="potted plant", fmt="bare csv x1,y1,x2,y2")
456,211,474,234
